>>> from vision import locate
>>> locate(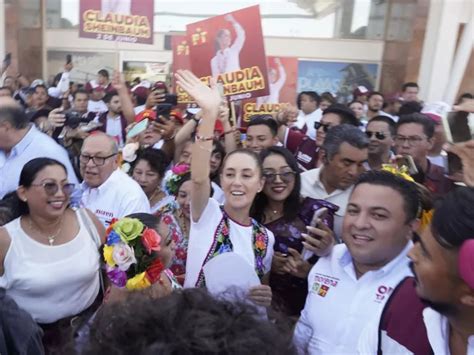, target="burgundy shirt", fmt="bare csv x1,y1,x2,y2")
285,128,319,171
